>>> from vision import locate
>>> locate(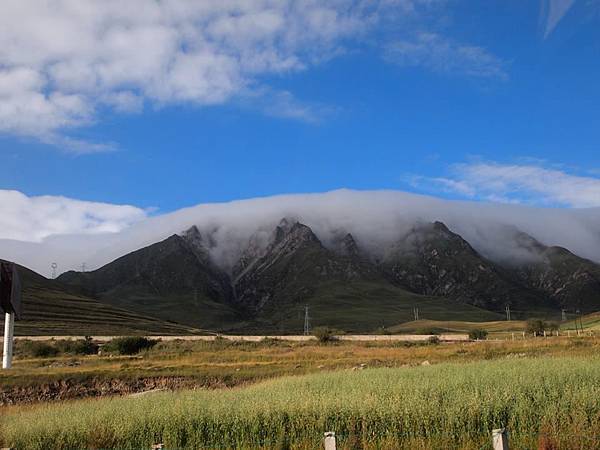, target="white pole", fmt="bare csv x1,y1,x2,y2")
2,312,15,369
492,428,510,450
324,432,336,450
